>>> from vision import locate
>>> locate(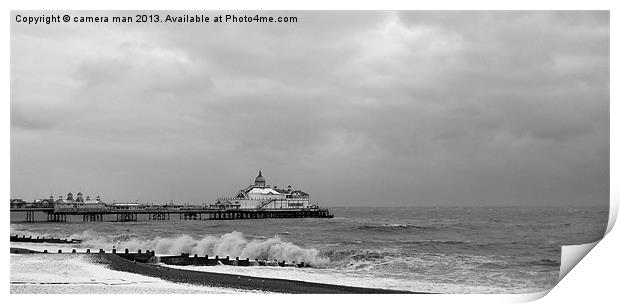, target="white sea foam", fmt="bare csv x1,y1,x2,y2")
18,230,329,267
10,253,259,293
